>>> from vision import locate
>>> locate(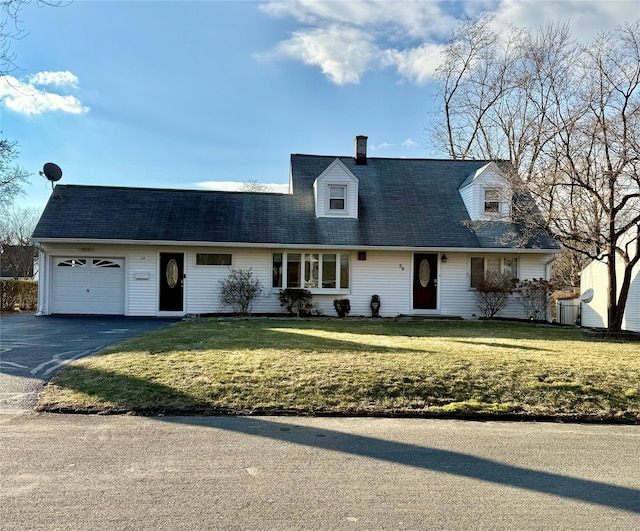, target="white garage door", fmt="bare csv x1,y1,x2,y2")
51,257,125,315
